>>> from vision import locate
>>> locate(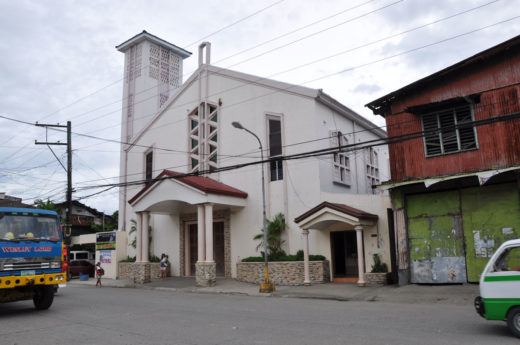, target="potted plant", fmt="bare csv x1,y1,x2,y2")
364,254,389,286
